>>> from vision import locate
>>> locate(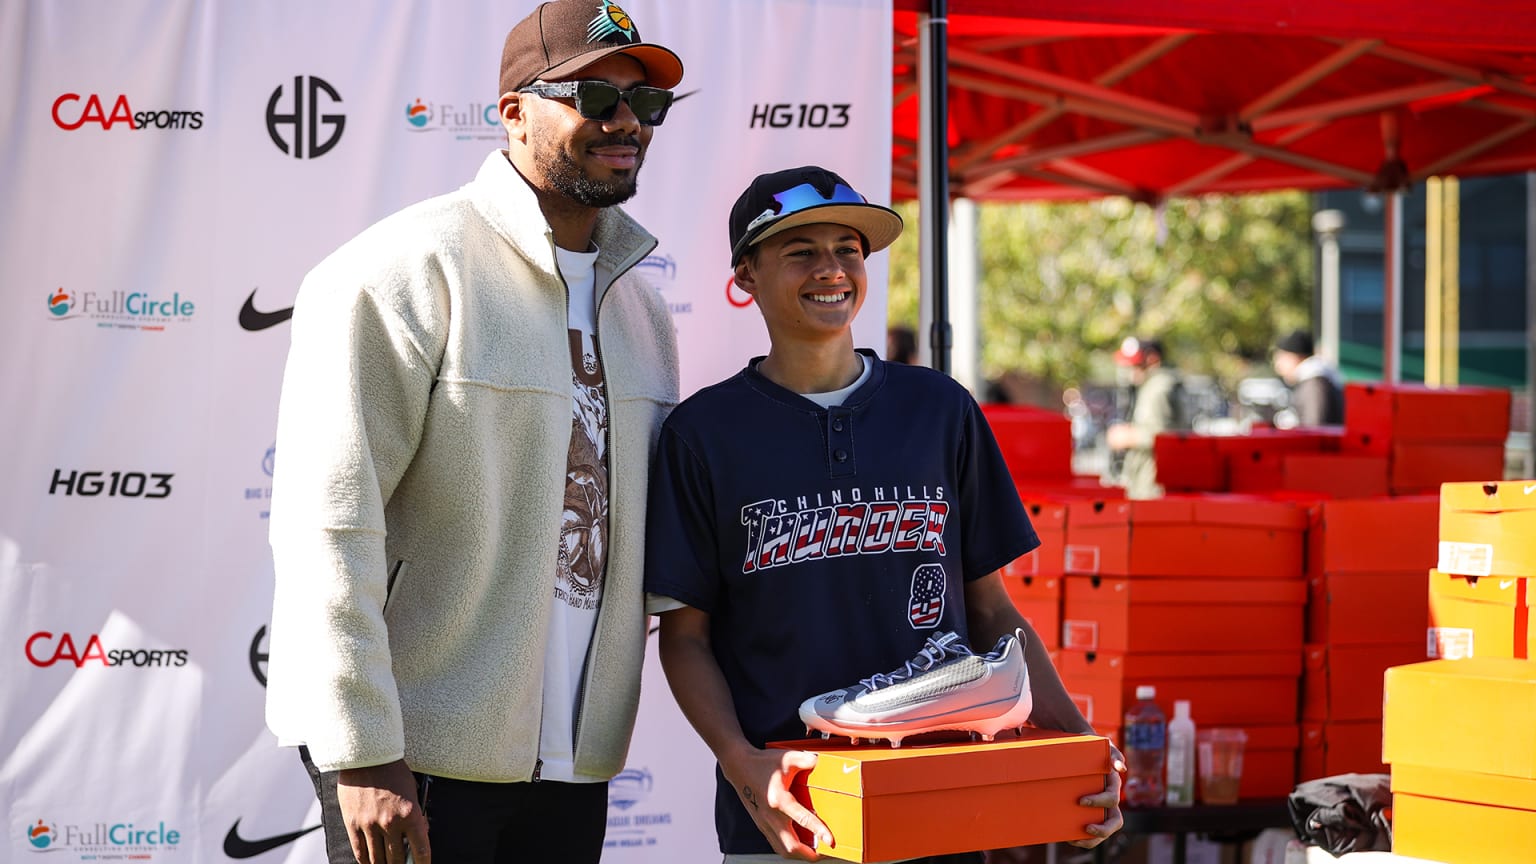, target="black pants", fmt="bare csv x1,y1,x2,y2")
300,747,608,863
